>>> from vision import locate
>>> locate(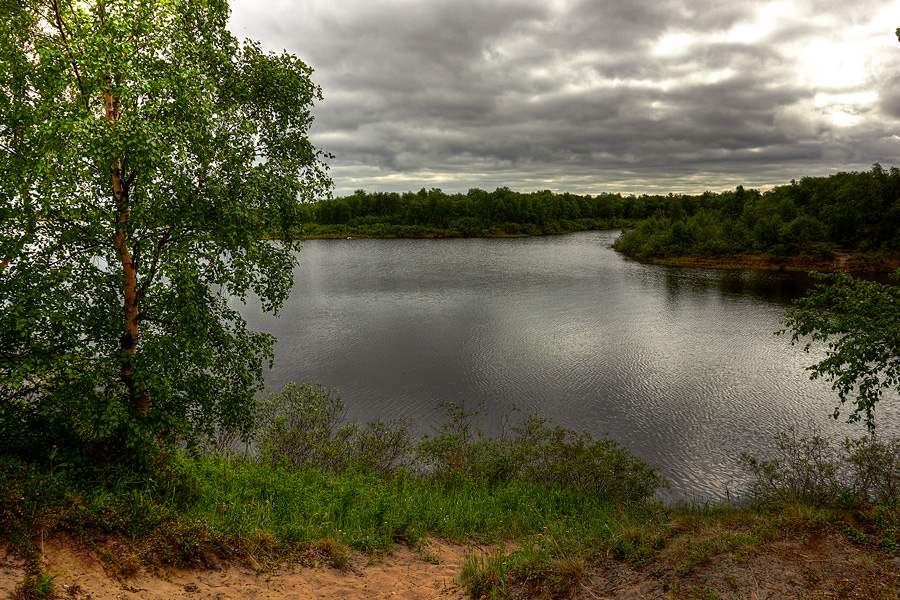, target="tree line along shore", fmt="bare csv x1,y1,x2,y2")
298,164,900,273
